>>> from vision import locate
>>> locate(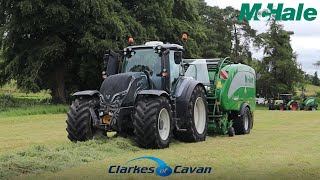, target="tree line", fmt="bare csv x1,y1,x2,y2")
0,0,304,102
